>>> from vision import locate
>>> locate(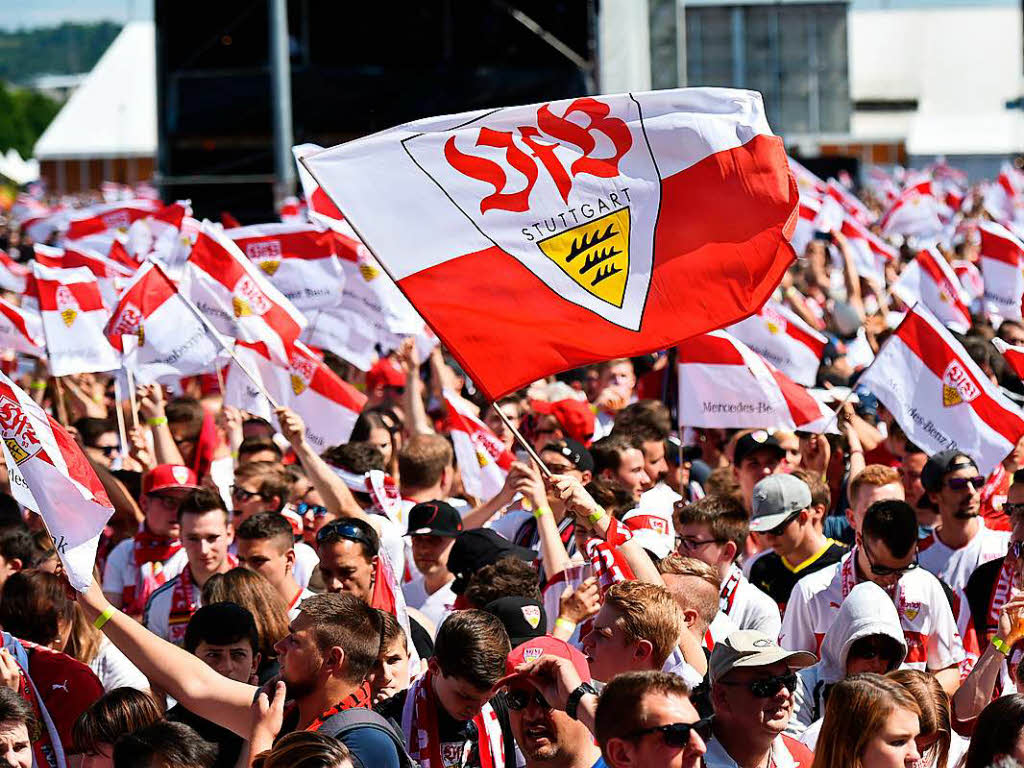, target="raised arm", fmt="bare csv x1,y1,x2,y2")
138,384,186,466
